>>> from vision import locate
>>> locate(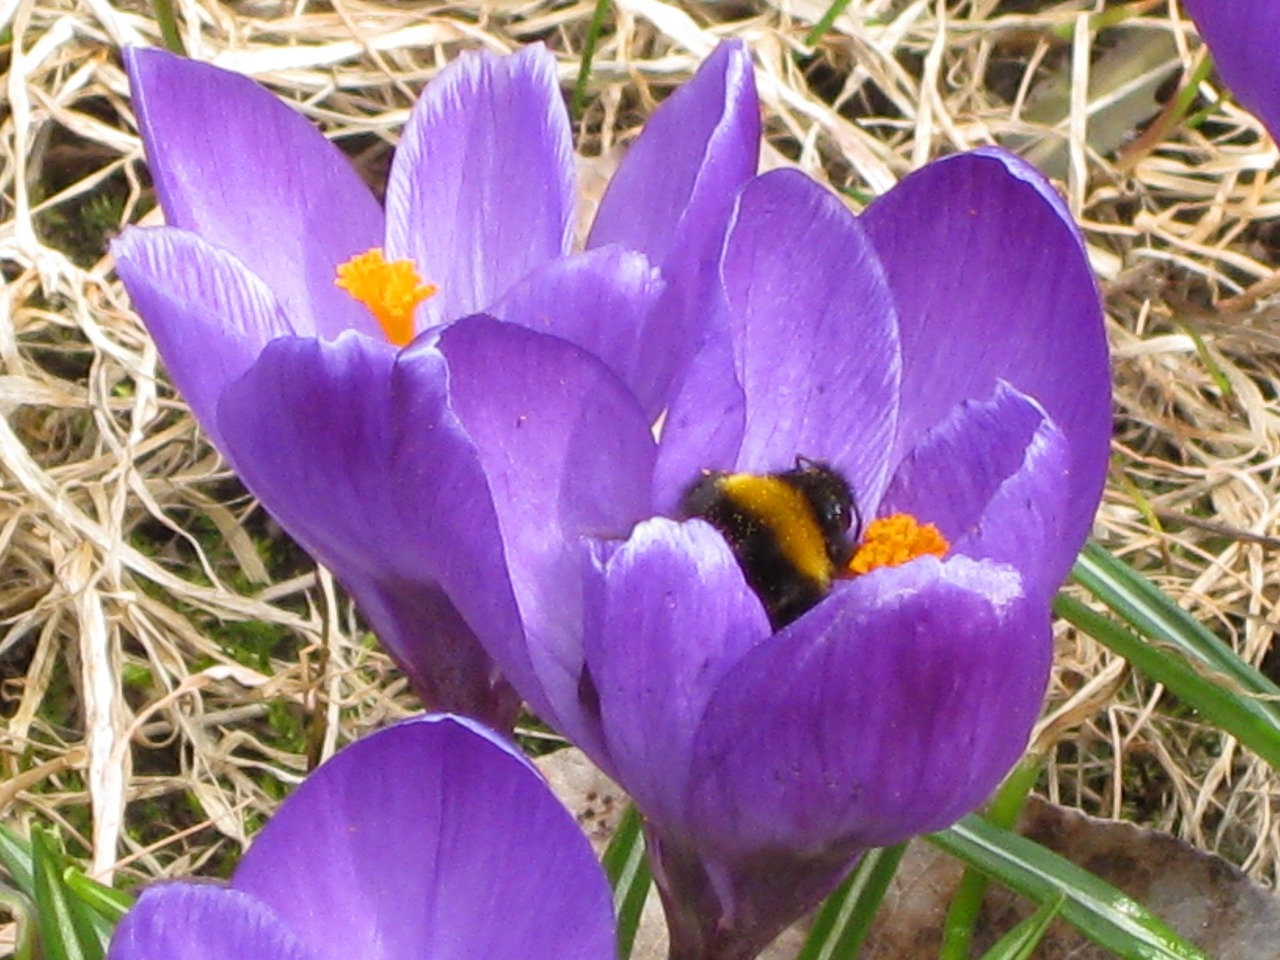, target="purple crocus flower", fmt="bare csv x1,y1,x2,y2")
107,714,615,960
1183,0,1280,141
112,42,758,730
240,148,1101,957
